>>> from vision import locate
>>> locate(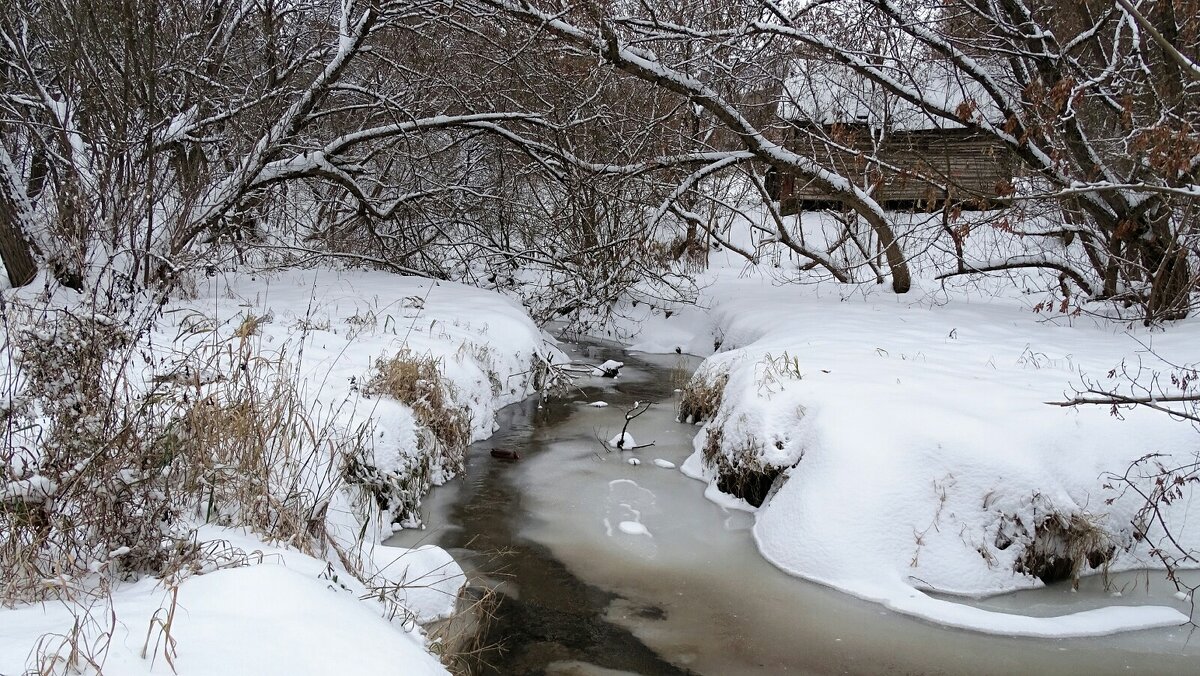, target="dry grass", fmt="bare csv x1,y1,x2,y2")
172,343,359,554
678,365,729,423
701,425,780,507
233,310,274,339
1015,510,1117,588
